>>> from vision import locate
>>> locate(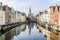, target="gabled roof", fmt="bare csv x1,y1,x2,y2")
2,5,12,11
